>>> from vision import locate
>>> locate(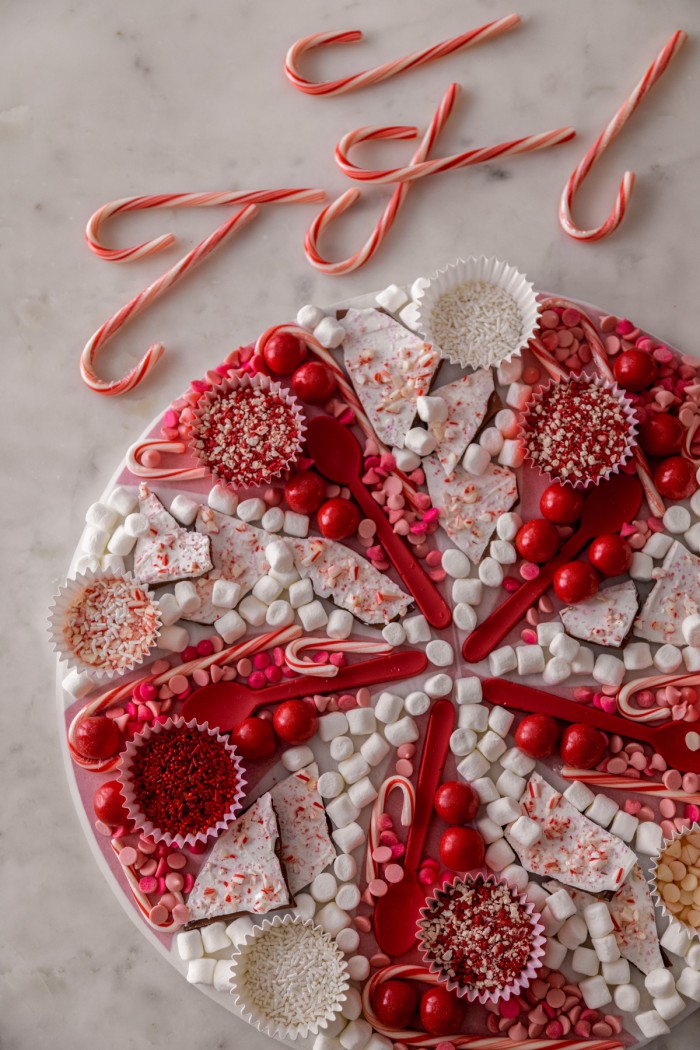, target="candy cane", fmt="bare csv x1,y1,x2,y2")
559,31,687,241
305,82,457,275
527,335,569,382
561,767,700,805
284,636,392,677
125,439,209,482
365,775,415,884
81,204,258,396
67,625,301,771
86,189,325,262
617,670,700,724
361,965,622,1049
284,15,520,96
111,838,183,932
